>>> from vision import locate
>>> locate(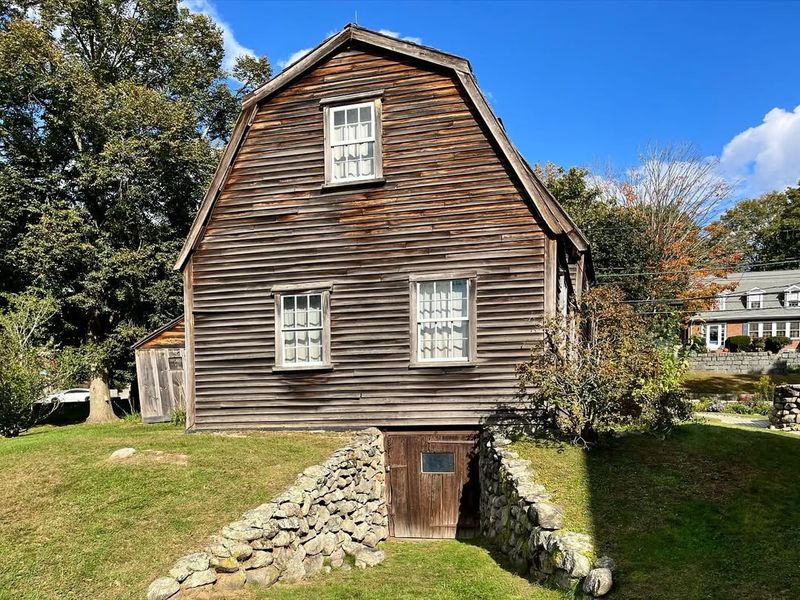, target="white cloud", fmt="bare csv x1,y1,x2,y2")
277,48,312,70
181,0,254,71
377,29,422,45
719,105,800,196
